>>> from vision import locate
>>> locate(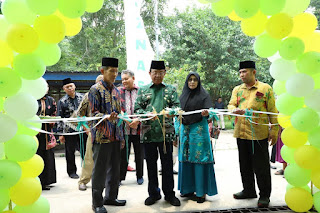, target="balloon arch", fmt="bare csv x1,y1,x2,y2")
0,0,319,212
